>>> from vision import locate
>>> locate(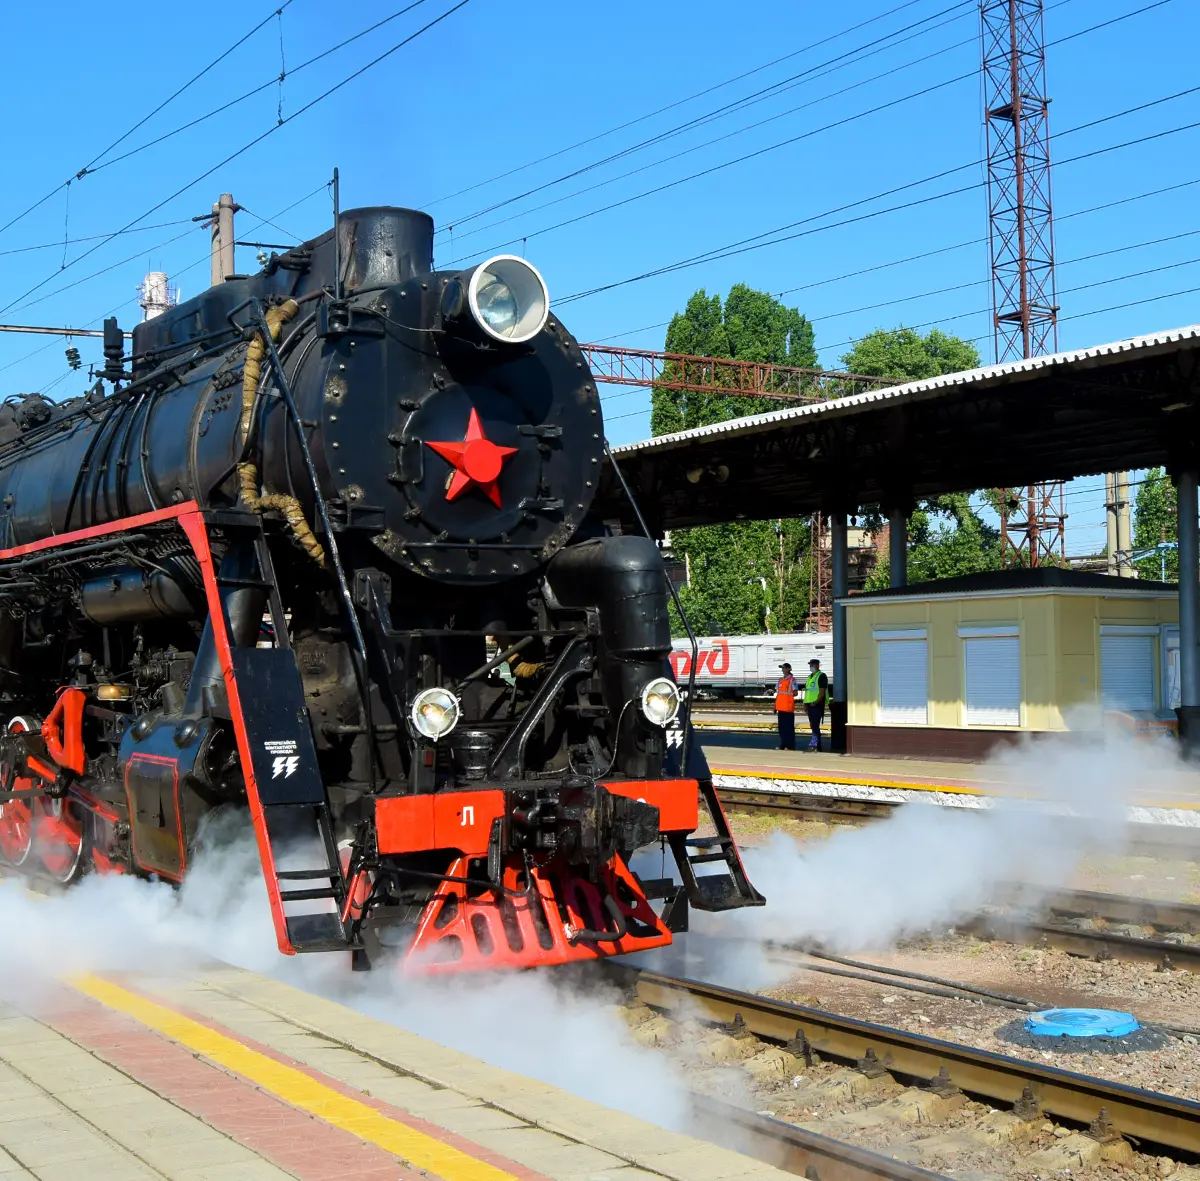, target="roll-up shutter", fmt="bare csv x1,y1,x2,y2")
878,638,928,724
963,636,1021,726
1101,634,1156,711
